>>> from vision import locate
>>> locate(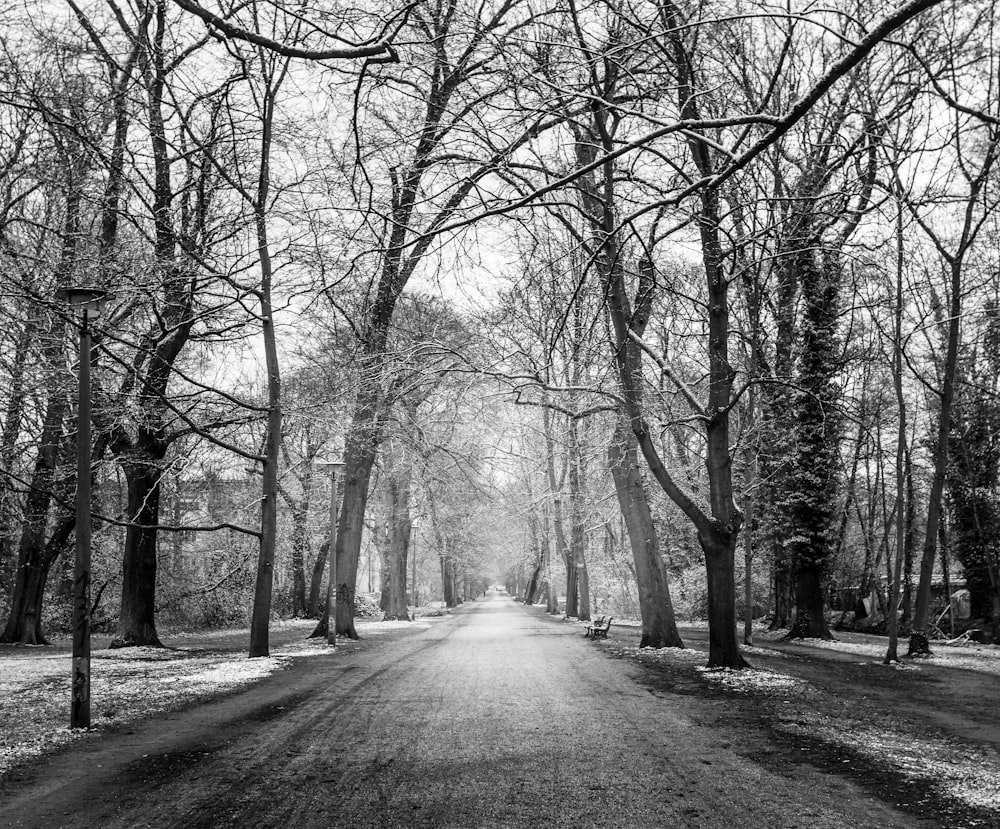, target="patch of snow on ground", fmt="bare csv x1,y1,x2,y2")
756,630,1000,676
740,645,788,658
801,717,1000,812
0,646,293,779
611,645,705,662
698,667,806,694
354,619,434,636
0,614,454,779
